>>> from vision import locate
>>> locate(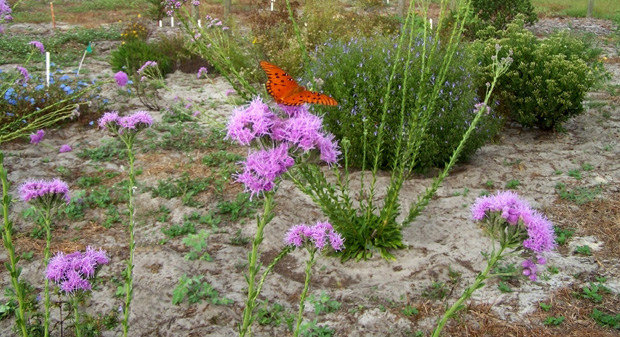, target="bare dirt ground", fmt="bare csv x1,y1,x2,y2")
1,16,619,337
